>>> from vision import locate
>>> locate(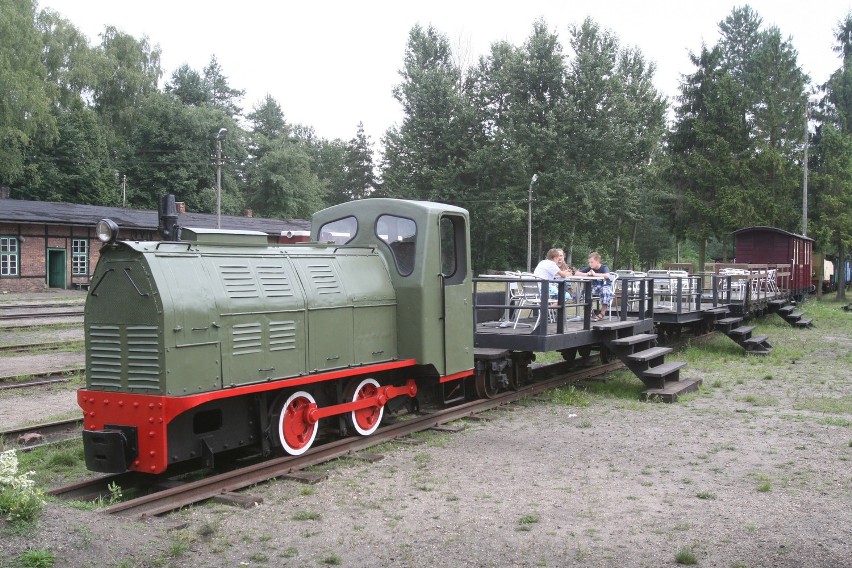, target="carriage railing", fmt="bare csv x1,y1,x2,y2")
472,274,655,335
704,263,792,302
